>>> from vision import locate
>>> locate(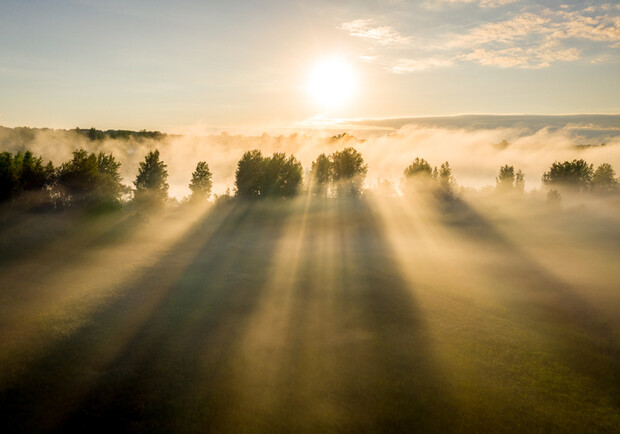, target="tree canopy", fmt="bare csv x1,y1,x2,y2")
436,162,456,196
496,165,525,192
189,161,213,200
404,158,433,179
0,150,54,202
542,159,593,191
134,149,169,205
403,157,457,197
329,147,368,196
57,149,125,206
310,153,331,196
235,150,302,198
591,163,618,194
235,150,266,198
